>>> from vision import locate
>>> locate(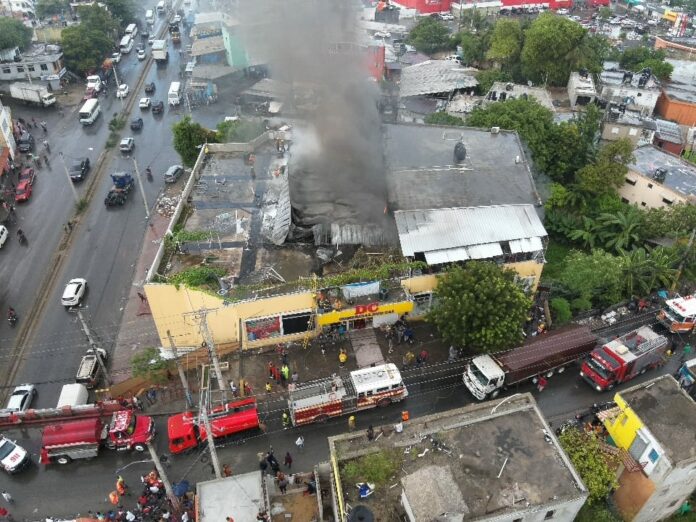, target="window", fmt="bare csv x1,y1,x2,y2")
40,64,48,71
376,387,389,393
629,128,638,136
544,511,555,520
621,415,629,426
16,66,23,72
1,68,9,74
641,202,647,207
662,197,673,206
621,197,630,203
625,178,637,186
648,183,653,188
611,127,620,134
281,312,312,335
649,449,660,463
27,65,34,72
